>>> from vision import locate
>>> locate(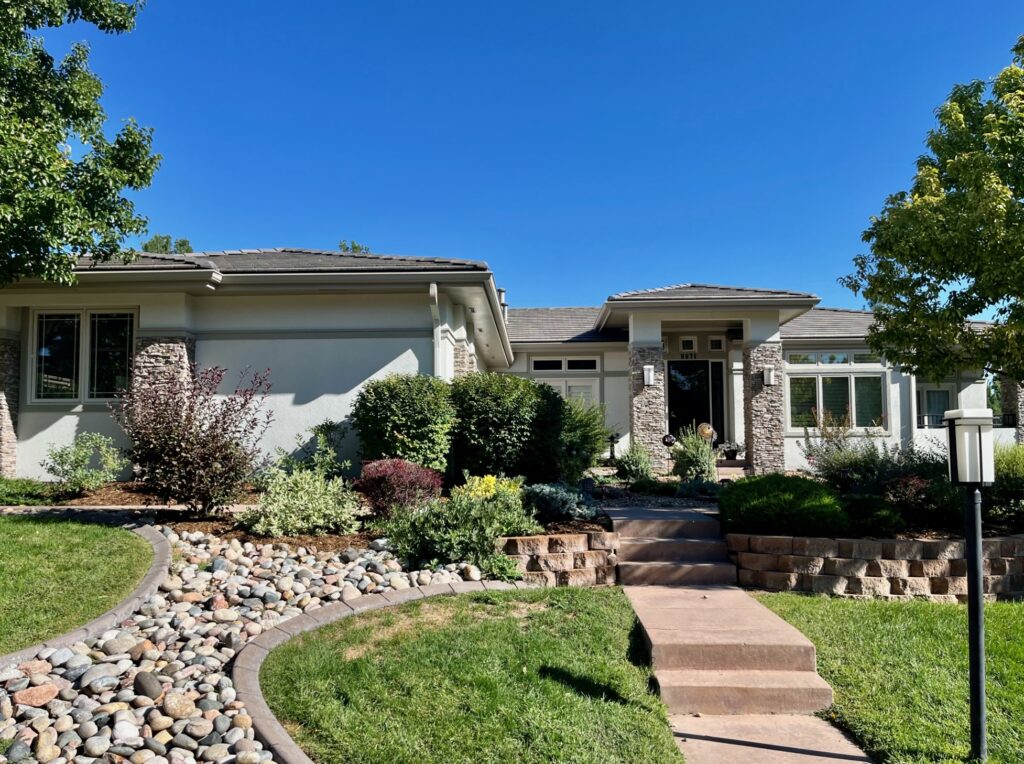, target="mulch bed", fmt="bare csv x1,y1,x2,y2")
57,482,261,507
